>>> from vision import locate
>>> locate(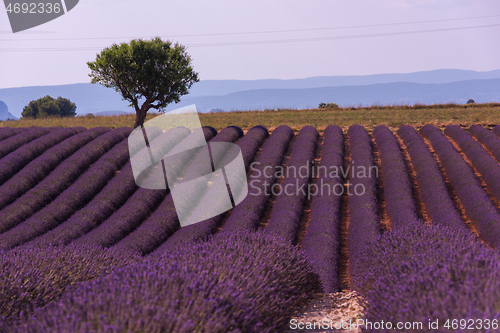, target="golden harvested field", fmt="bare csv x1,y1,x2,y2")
2,102,500,132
